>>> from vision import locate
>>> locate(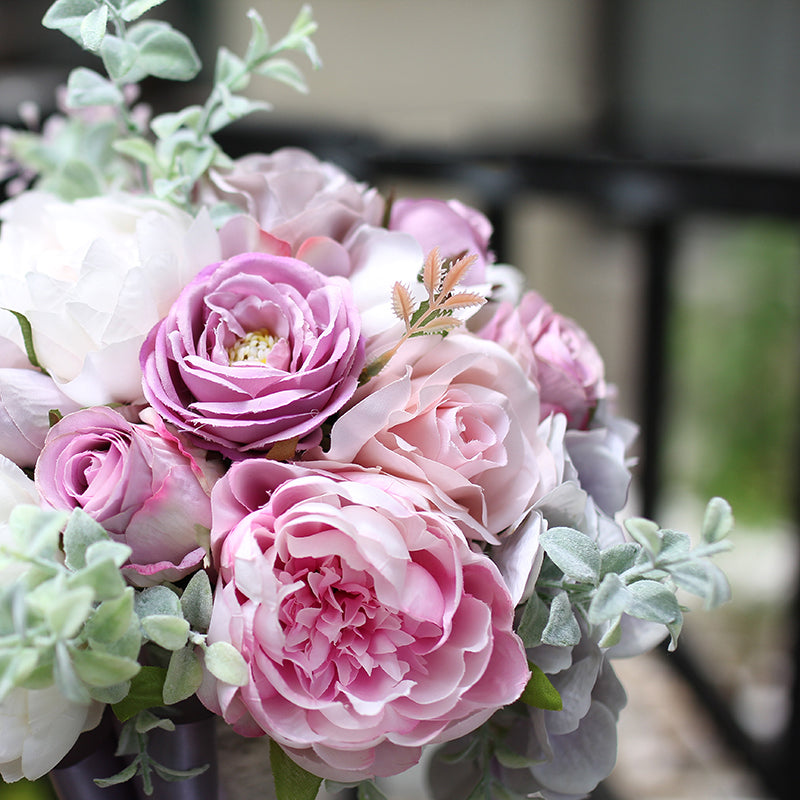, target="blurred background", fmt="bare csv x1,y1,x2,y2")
2,1,800,798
